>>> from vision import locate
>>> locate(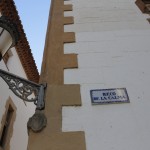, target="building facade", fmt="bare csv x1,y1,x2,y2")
28,0,150,150
0,0,149,150
63,0,150,150
0,0,39,150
